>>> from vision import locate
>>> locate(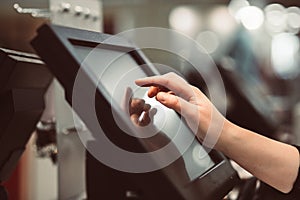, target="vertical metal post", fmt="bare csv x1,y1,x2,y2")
48,0,102,199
